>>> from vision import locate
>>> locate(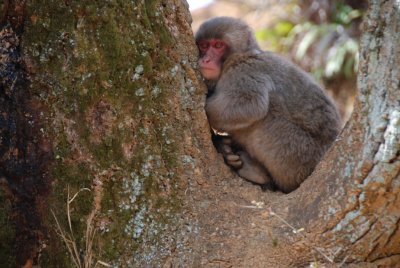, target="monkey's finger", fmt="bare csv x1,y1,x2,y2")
222,138,232,145
227,159,243,169
225,154,243,168
225,154,240,162
222,144,233,154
